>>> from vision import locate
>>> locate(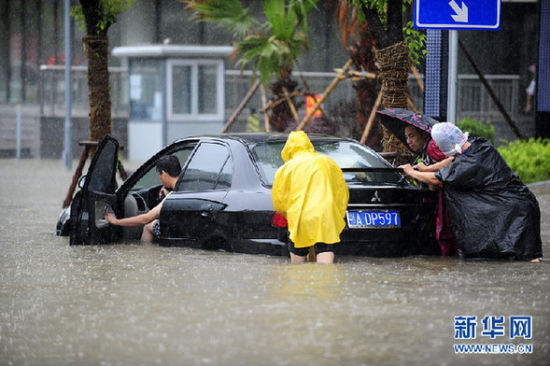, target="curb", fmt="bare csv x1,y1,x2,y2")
528,180,550,195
